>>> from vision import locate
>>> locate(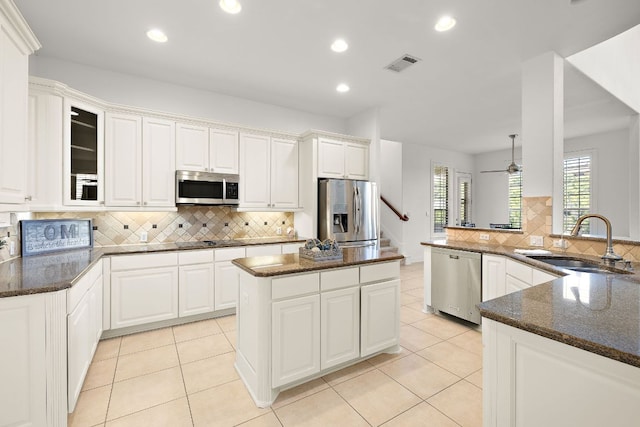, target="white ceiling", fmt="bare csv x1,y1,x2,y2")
14,0,640,154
